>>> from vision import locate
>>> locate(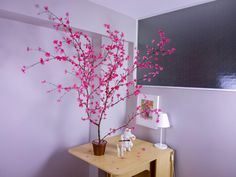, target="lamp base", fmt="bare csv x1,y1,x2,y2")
154,143,168,149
